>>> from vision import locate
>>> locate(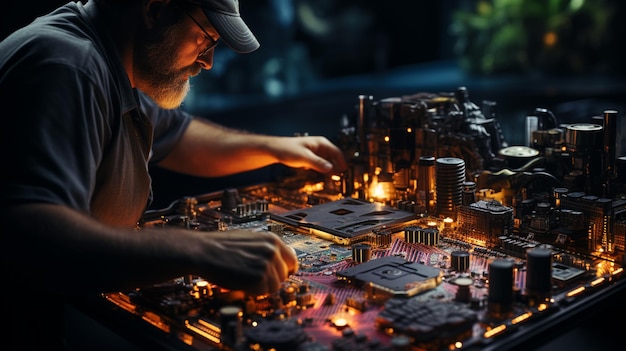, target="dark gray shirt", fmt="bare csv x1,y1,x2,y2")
0,1,192,227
